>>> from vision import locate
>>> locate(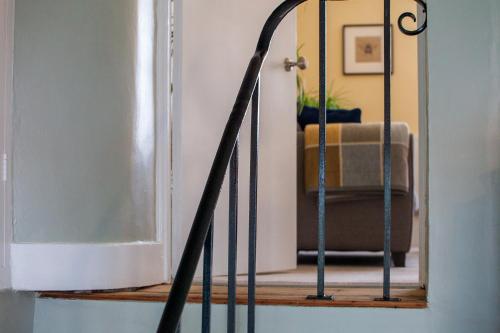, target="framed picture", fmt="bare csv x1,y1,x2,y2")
343,24,393,75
